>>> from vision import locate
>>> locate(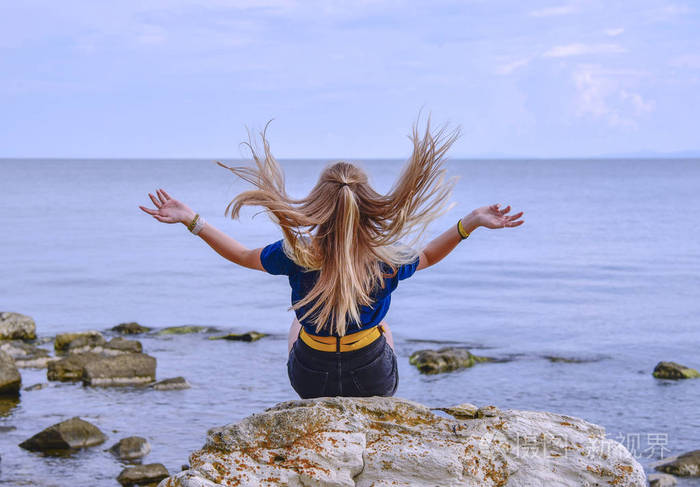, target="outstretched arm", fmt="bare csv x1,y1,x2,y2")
139,188,265,271
416,204,524,271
